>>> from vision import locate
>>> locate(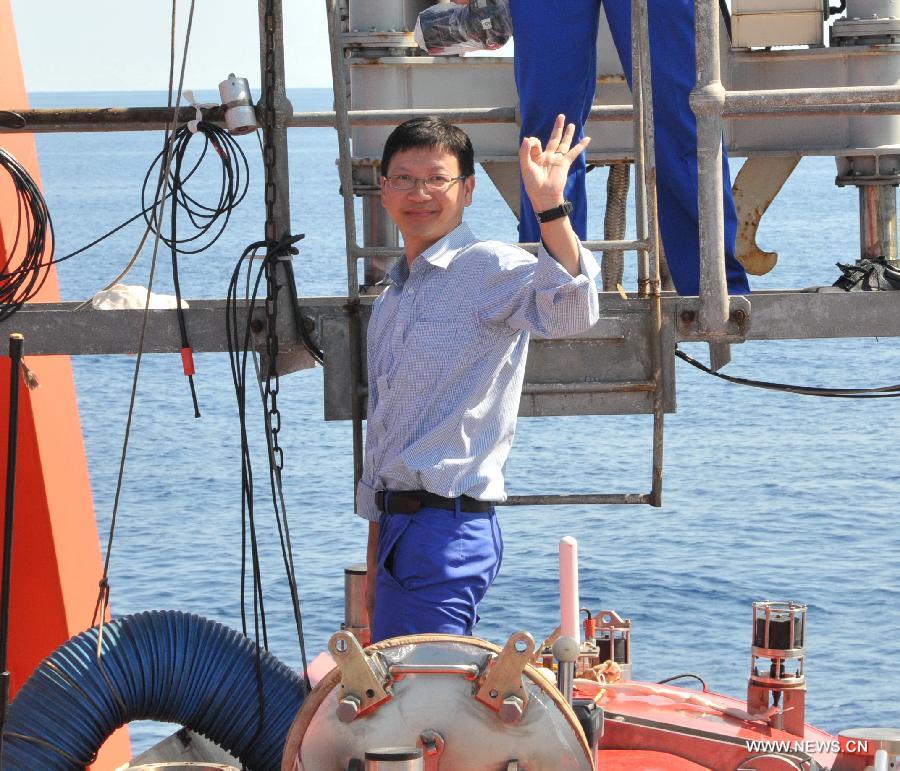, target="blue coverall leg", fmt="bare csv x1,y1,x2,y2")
510,0,600,245
509,0,750,296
